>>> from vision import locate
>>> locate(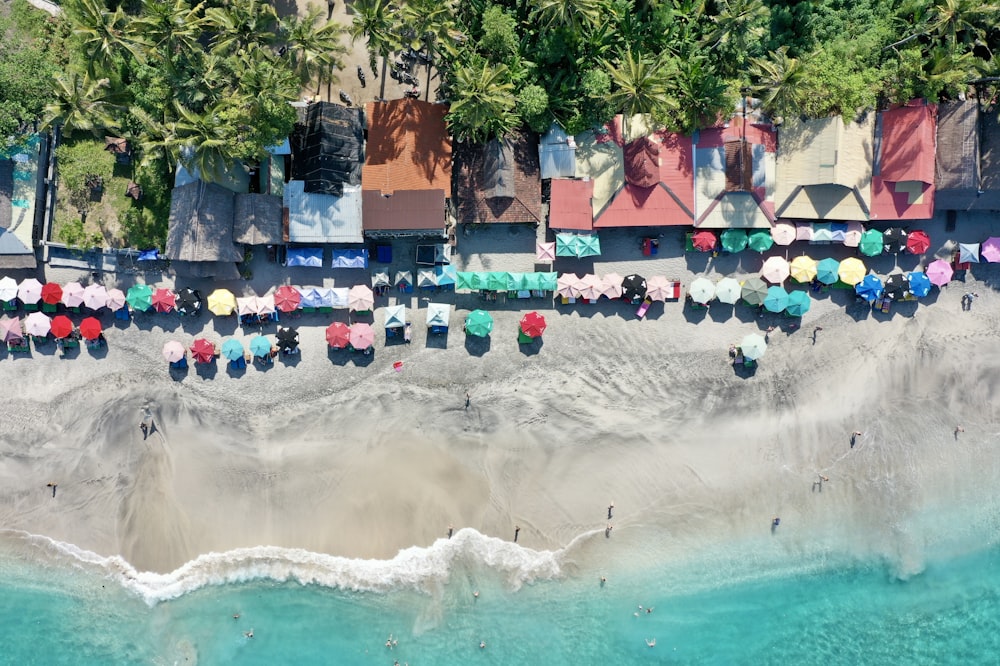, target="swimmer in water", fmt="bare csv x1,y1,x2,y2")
232,613,240,620
480,641,486,649
646,638,656,647
244,629,254,639
473,591,479,599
